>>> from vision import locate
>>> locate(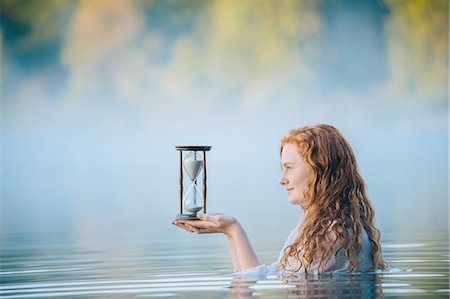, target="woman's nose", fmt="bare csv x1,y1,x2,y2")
279,174,288,185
